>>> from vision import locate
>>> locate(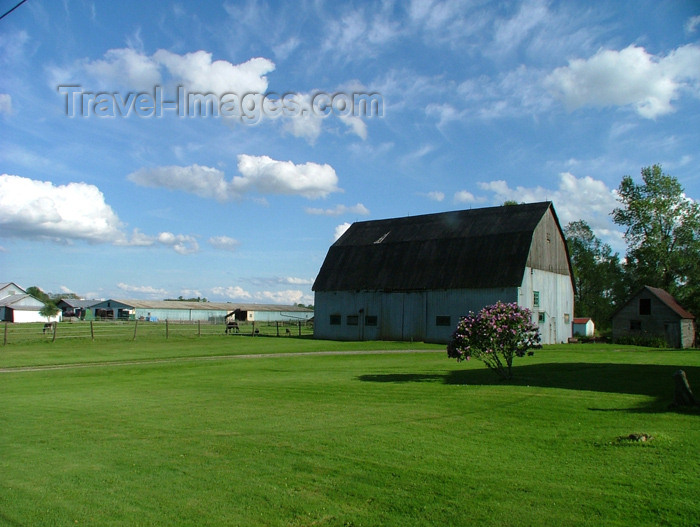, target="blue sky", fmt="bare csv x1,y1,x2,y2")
1,0,699,304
